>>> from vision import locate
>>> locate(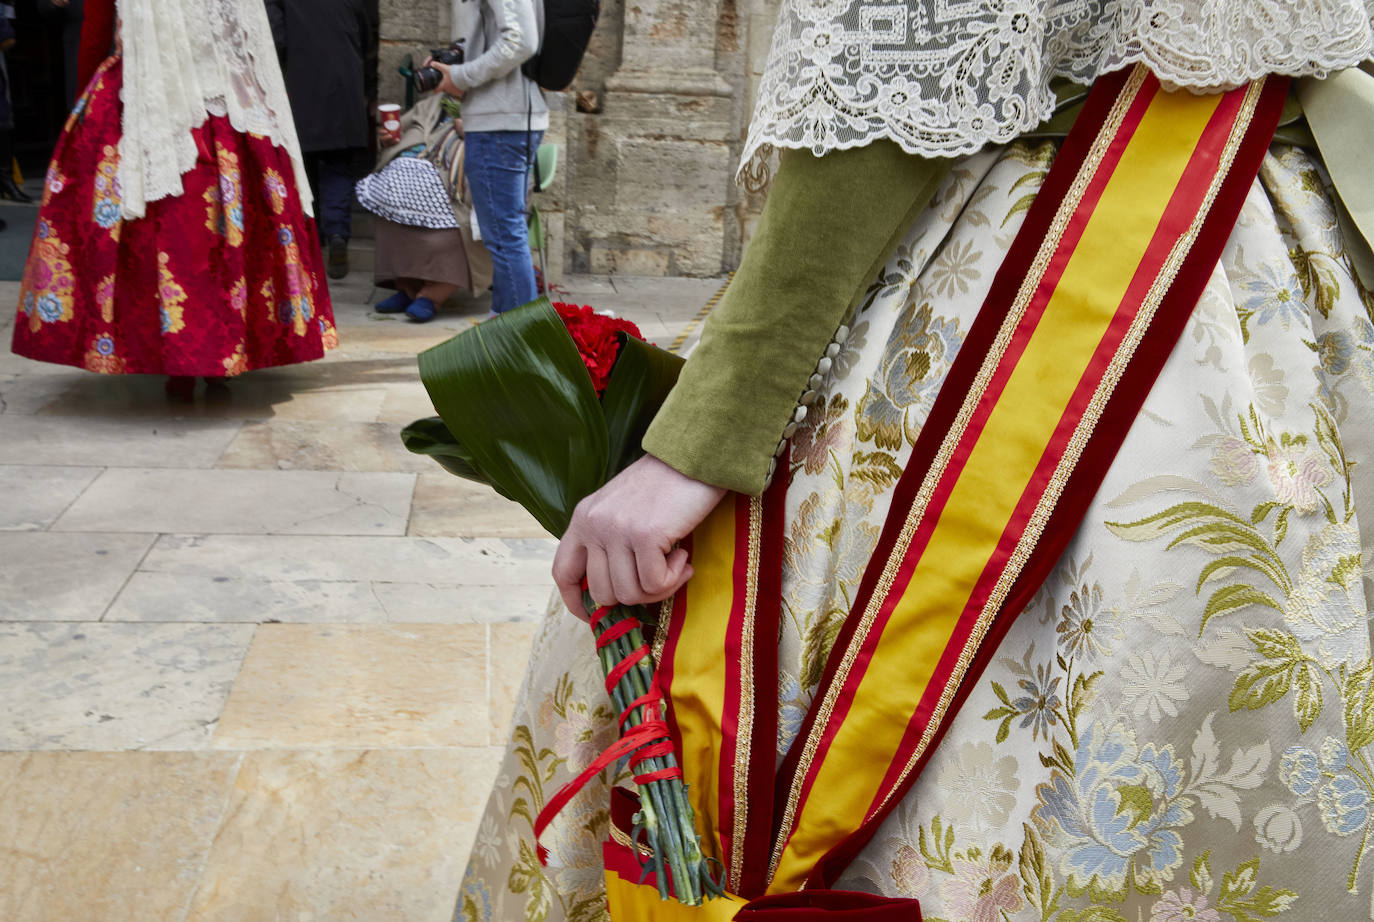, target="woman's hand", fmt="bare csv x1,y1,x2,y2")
422,57,465,99
552,454,727,619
